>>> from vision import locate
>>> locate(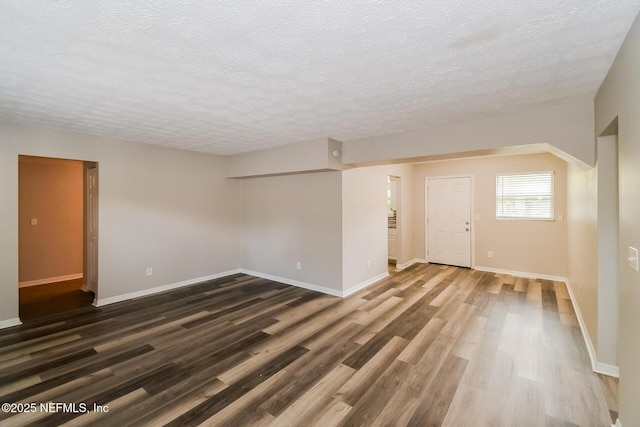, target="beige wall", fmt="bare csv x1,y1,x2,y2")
594,11,640,425
19,157,84,283
241,171,343,292
0,122,243,321
596,136,619,366
566,162,599,356
413,153,568,277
